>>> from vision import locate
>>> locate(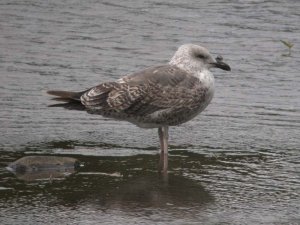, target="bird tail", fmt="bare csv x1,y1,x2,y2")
47,90,87,110
47,90,85,102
